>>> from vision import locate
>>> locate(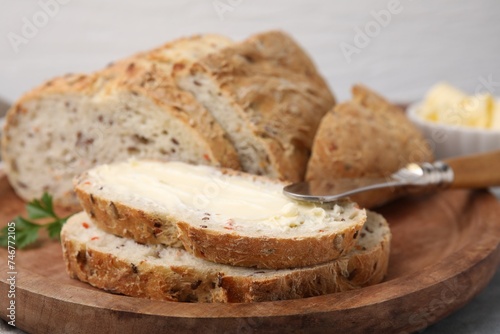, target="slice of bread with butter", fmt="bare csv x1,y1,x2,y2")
61,210,390,303
74,160,367,269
